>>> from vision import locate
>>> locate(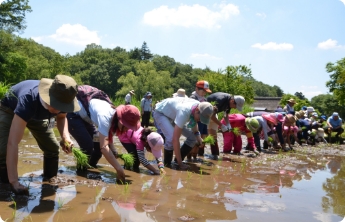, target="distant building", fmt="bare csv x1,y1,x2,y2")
251,97,282,112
